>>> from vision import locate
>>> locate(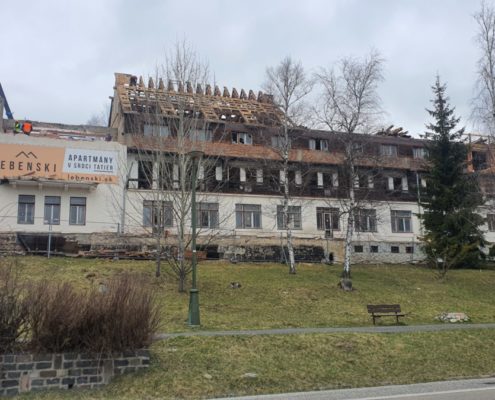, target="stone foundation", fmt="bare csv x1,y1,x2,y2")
0,350,150,396
0,231,426,264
